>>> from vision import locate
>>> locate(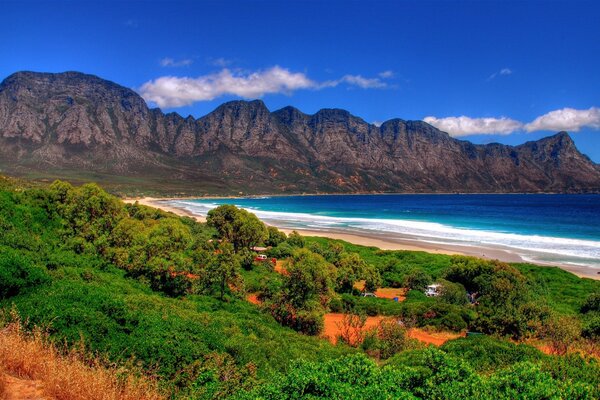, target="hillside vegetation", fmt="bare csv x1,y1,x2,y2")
0,177,599,398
